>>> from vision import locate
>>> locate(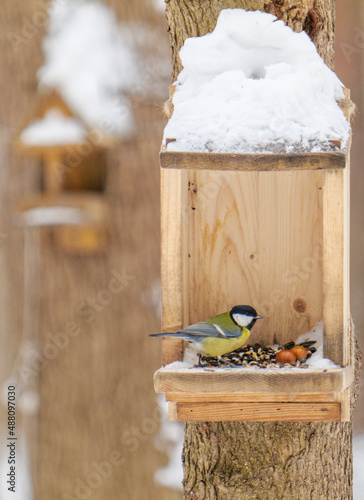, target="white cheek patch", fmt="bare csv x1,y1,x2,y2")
232,313,252,327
